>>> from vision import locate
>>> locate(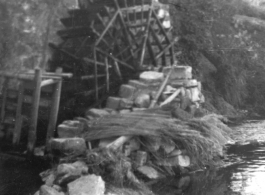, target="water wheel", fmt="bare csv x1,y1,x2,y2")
49,0,176,117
